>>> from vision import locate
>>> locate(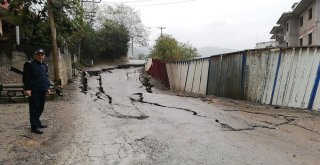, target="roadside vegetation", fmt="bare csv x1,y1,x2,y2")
3,1,198,62
149,34,200,62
